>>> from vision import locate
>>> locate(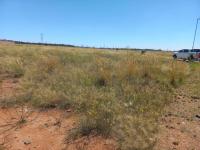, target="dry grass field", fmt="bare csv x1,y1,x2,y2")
0,42,199,150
